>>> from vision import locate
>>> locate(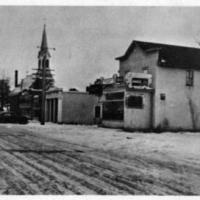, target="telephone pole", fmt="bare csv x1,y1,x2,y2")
41,57,47,125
